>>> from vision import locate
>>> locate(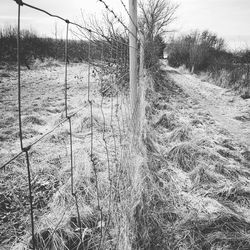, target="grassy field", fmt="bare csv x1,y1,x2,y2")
1,61,250,249
0,61,90,163
0,62,130,249
1,62,85,246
